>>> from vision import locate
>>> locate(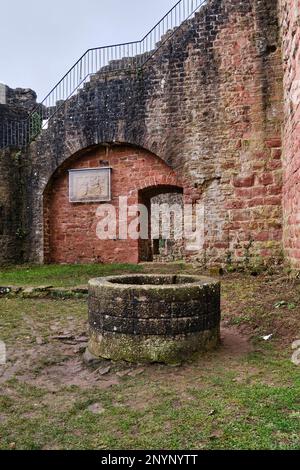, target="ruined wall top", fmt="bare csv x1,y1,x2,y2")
0,84,37,111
